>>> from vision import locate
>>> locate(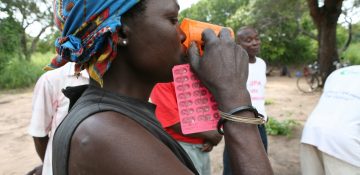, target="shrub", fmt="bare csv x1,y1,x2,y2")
265,99,274,105
0,52,53,89
342,43,360,65
0,17,22,70
265,117,298,137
